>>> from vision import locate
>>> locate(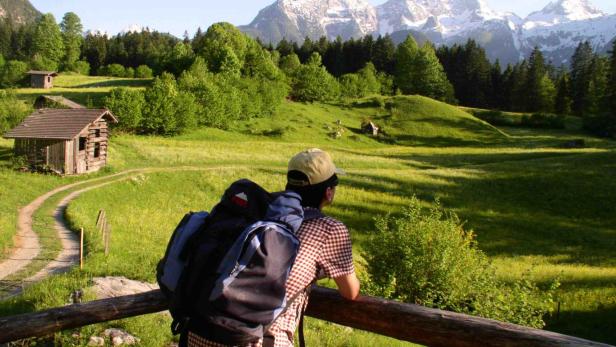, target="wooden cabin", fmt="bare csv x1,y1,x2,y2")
27,71,58,89
361,121,380,136
34,95,85,110
3,109,118,175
